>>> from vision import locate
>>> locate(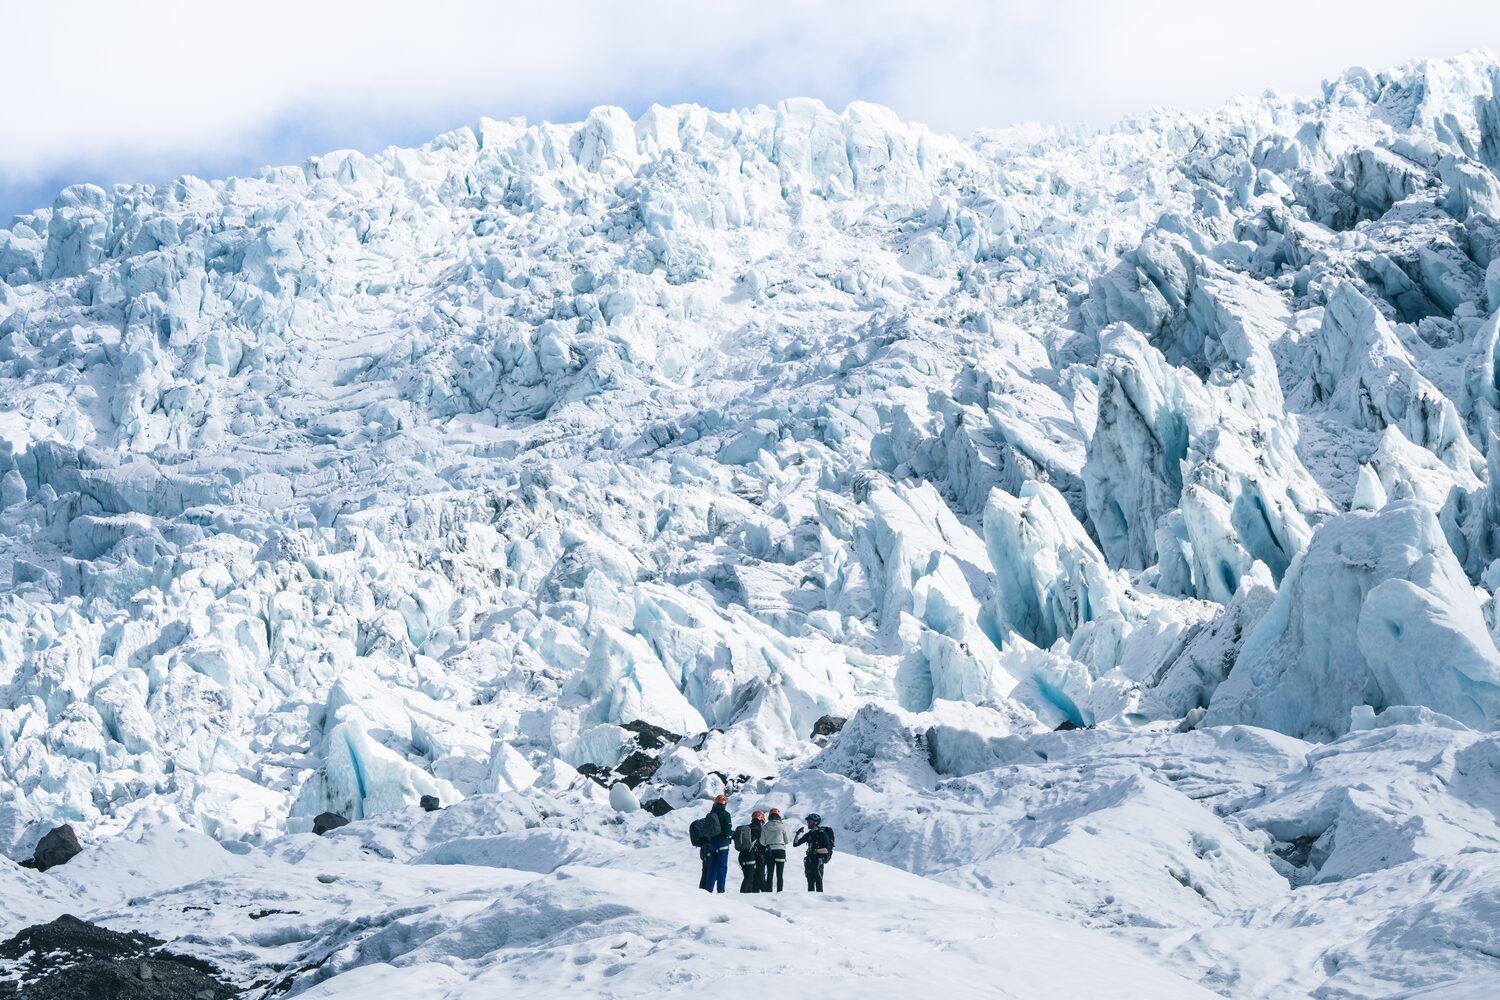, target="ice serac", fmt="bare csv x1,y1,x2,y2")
1083,323,1327,602
1084,323,1206,572
1297,283,1482,475
1139,562,1278,719
1206,501,1500,739
984,479,1133,650
853,482,1015,710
